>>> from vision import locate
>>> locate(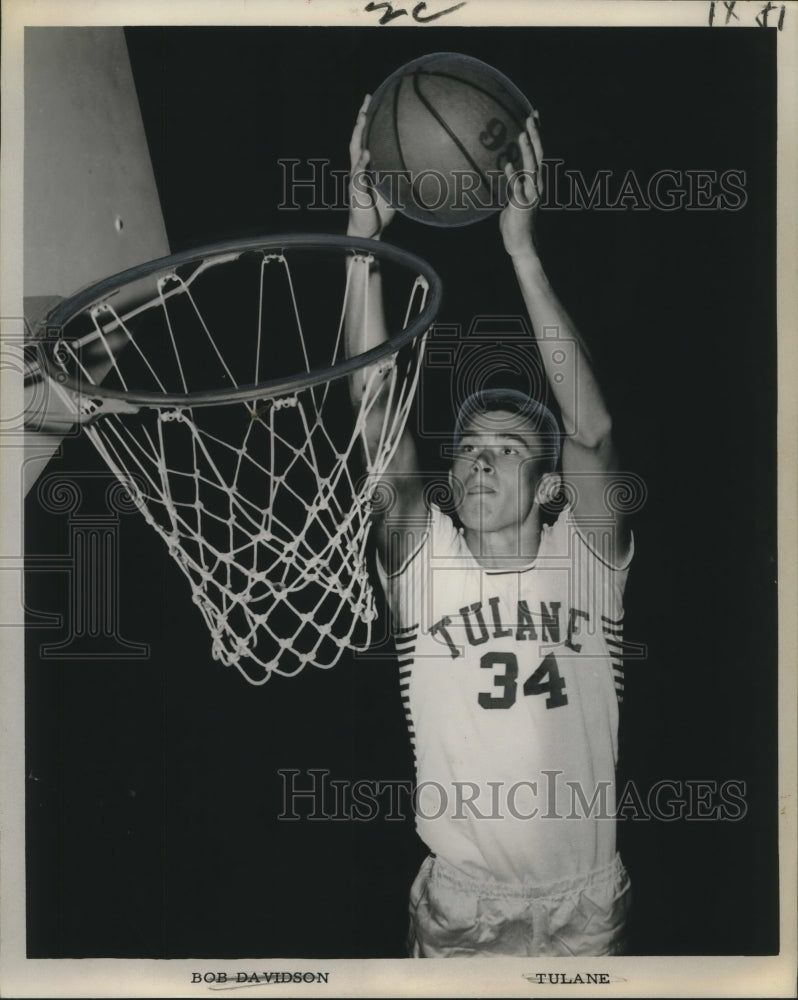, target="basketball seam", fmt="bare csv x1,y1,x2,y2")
410,71,492,194
393,76,411,179
417,69,529,135
394,75,435,221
